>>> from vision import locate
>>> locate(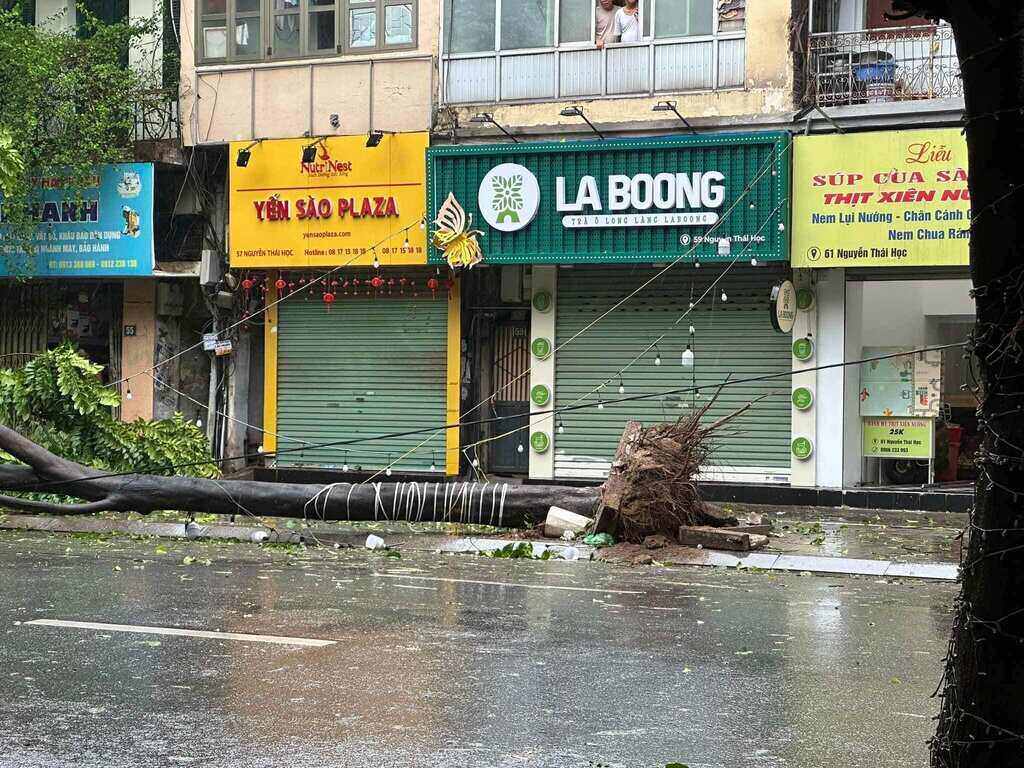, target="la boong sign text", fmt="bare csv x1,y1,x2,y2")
426,133,790,265
0,164,155,277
